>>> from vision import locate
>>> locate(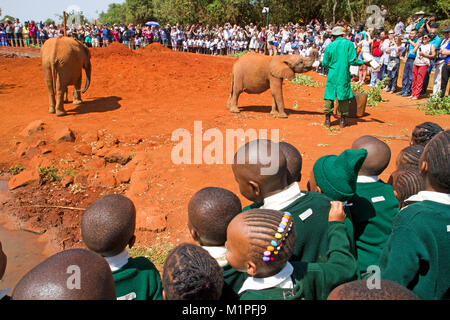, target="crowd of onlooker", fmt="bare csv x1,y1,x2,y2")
1,8,449,97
